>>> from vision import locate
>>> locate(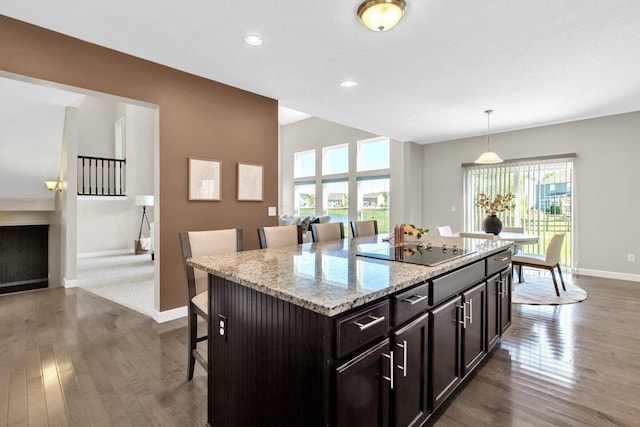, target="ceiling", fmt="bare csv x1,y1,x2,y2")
1,1,640,144
0,76,84,198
